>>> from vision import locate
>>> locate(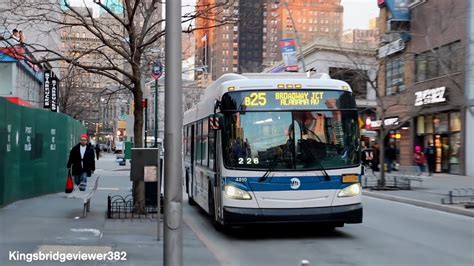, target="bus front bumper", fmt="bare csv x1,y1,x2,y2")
223,203,362,225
